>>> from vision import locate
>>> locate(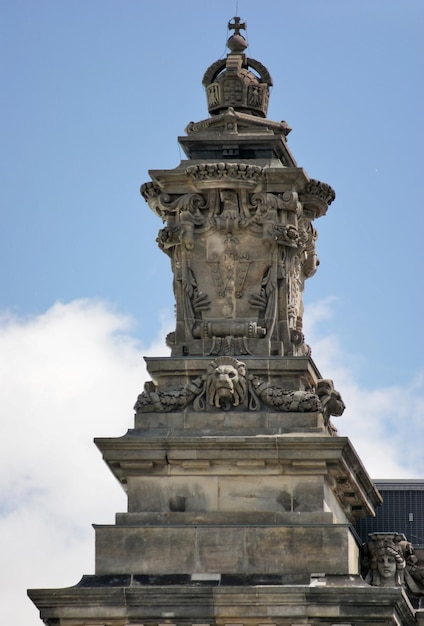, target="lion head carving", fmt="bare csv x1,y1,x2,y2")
316,379,346,422
206,356,248,411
